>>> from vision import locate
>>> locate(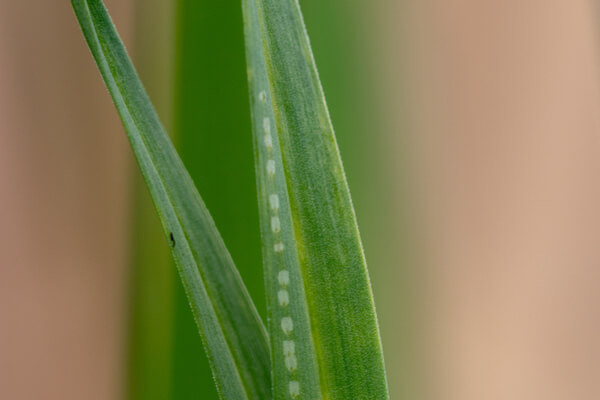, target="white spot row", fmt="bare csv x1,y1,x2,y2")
260,88,300,399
